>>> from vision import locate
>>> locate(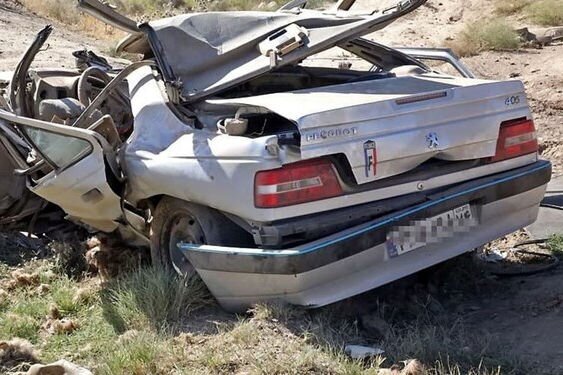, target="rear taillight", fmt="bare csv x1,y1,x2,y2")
255,158,343,208
490,118,538,162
